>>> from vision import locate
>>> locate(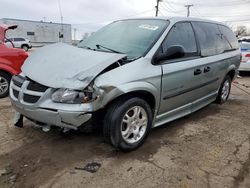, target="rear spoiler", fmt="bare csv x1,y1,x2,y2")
0,24,18,43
